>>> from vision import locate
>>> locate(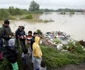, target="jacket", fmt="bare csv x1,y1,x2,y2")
0,38,3,52
33,37,42,58
21,53,30,65
16,30,25,40
6,38,18,63
0,24,12,40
